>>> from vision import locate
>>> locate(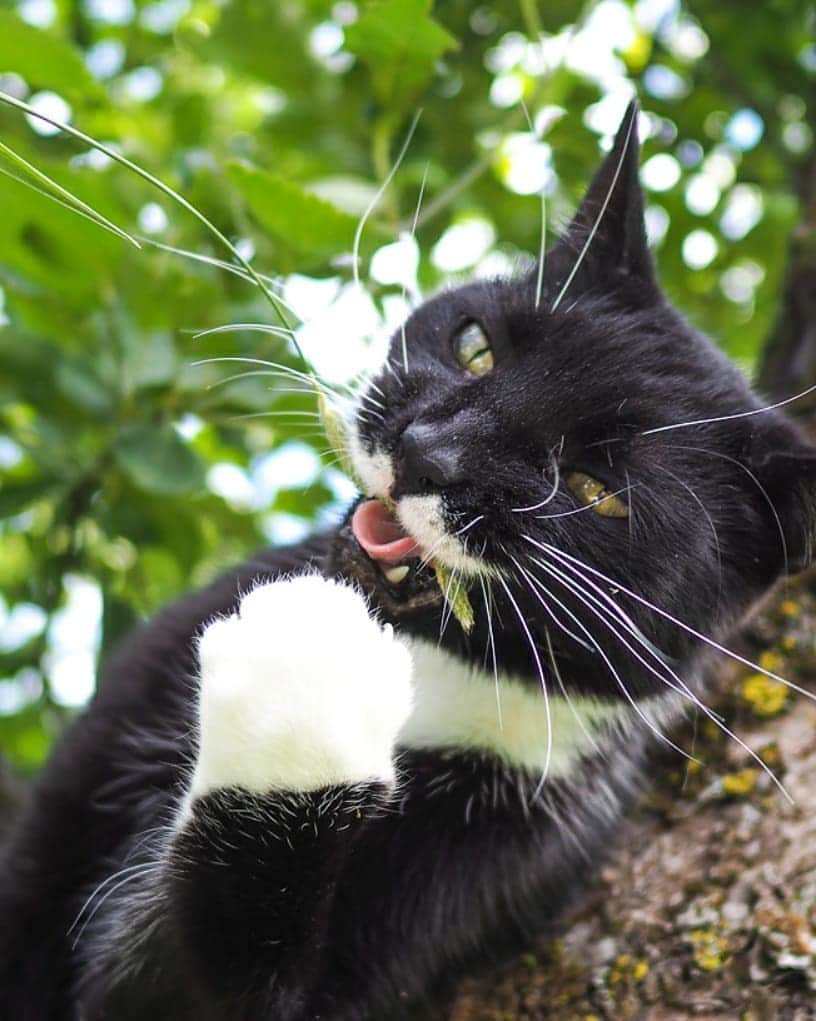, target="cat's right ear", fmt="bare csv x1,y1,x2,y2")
545,100,660,304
